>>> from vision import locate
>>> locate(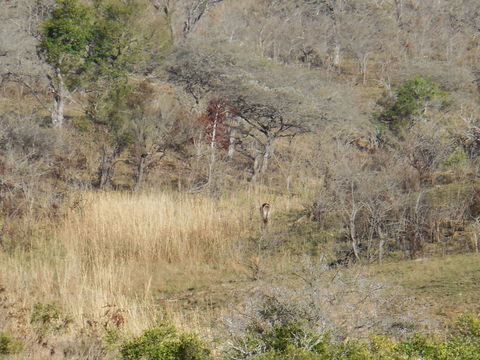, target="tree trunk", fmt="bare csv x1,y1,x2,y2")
251,153,262,182
350,207,361,262
98,149,112,188
473,231,478,253
378,227,385,264
394,0,404,27
260,139,275,176
228,128,236,160
51,77,66,128
98,146,119,189
361,52,369,85
134,153,147,191
207,111,218,188
286,172,292,191
333,44,341,66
